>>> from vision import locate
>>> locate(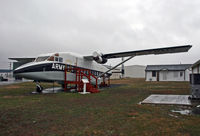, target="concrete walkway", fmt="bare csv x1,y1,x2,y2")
141,94,191,106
